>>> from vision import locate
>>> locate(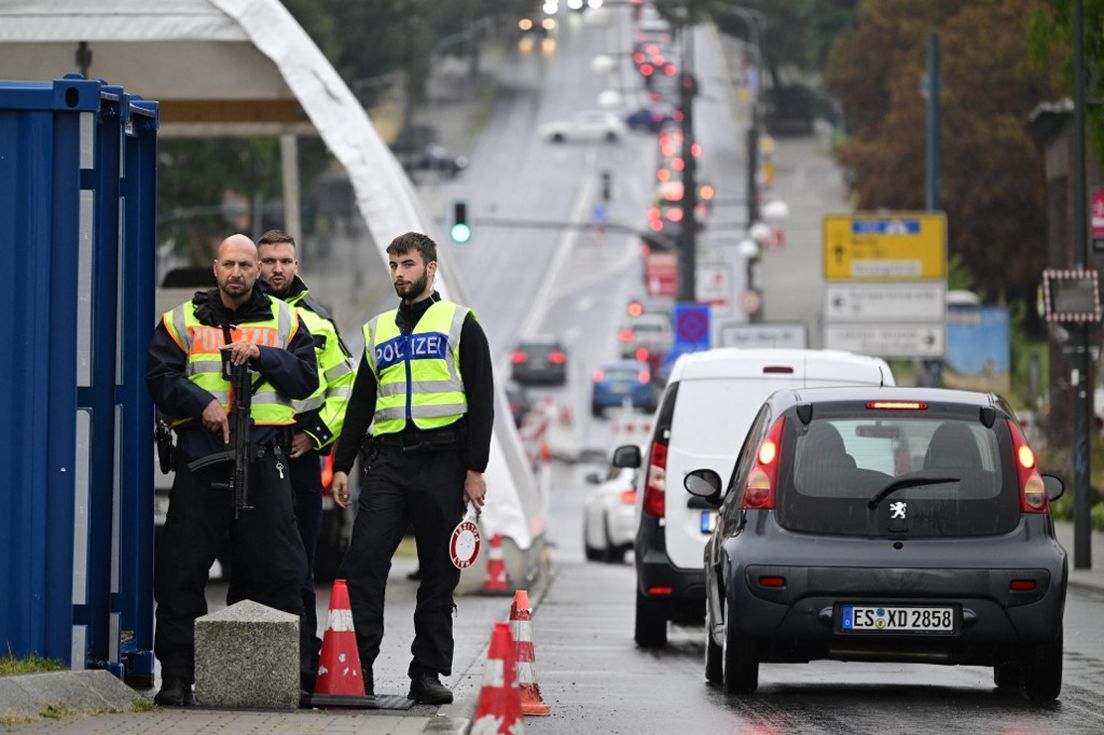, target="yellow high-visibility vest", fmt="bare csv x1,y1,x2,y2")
162,299,298,426
363,300,470,435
